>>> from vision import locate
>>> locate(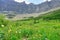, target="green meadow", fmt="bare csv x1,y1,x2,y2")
0,9,60,40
